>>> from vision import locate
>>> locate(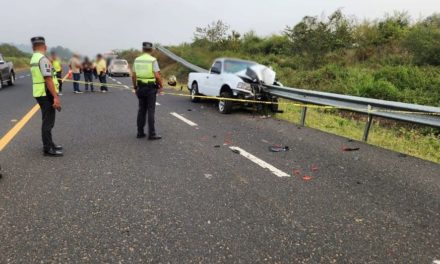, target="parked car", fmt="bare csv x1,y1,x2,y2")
108,59,130,77
0,53,15,89
188,58,280,114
